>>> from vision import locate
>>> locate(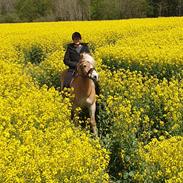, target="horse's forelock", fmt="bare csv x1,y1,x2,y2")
81,53,95,66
